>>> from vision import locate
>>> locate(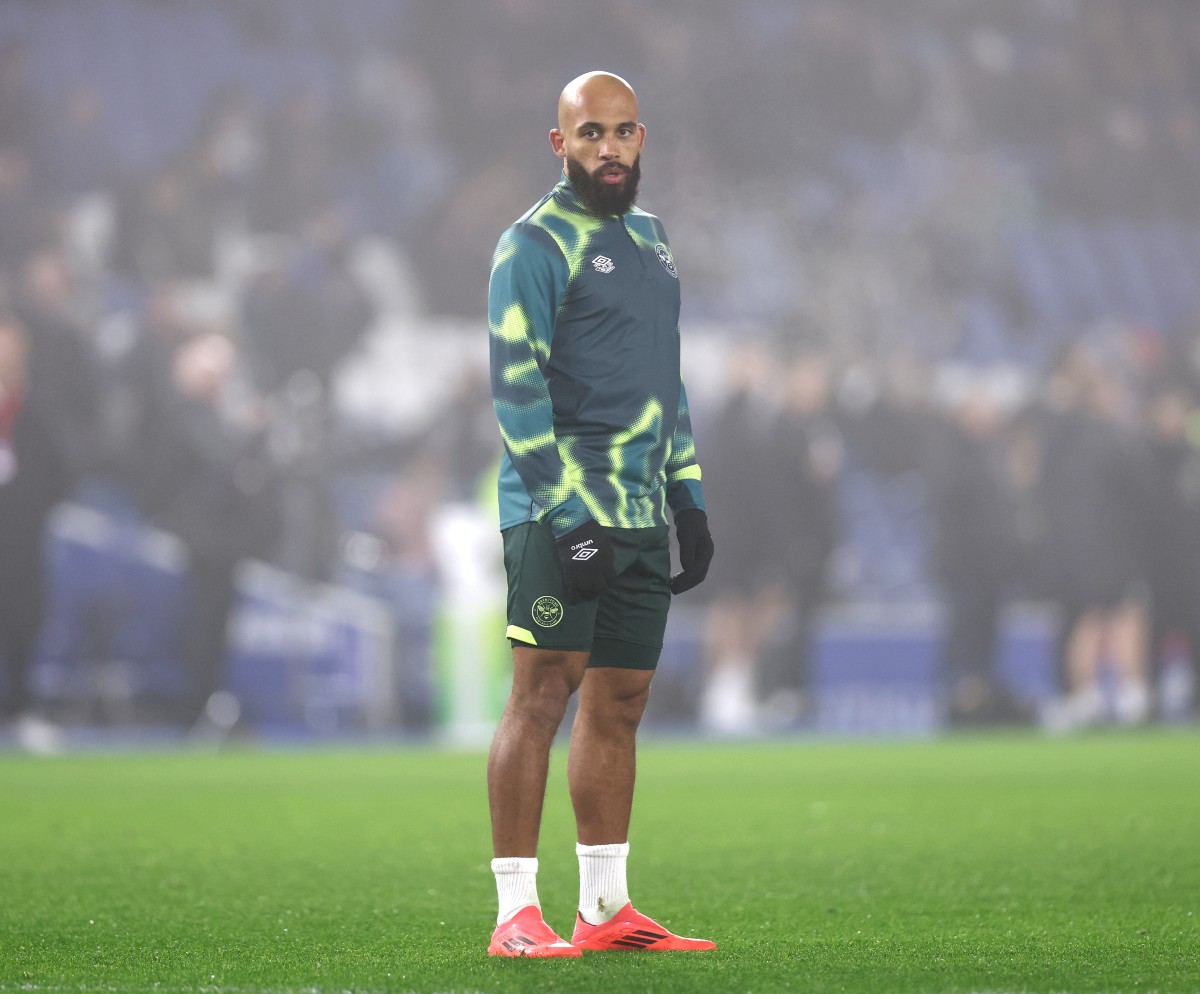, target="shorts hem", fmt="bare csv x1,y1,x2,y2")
507,637,593,653
587,636,661,671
